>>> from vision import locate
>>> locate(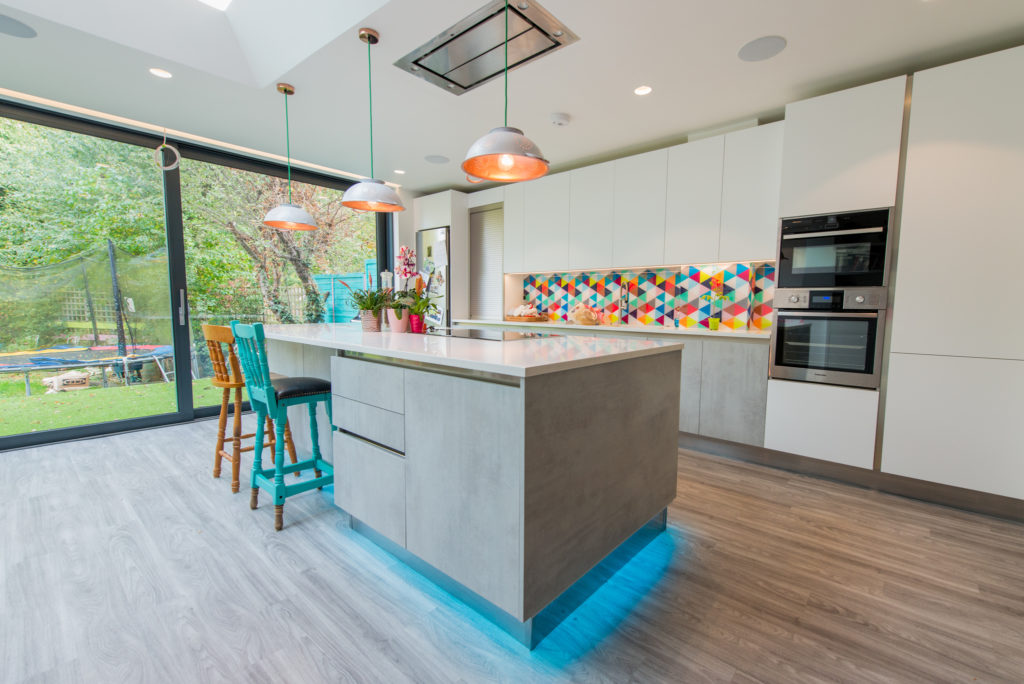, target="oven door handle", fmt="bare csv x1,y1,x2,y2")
776,310,878,319
781,226,885,240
